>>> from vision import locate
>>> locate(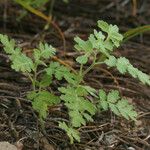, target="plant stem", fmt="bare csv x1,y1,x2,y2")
79,64,83,77
27,72,36,91
44,0,55,30
83,52,97,76
33,67,38,91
